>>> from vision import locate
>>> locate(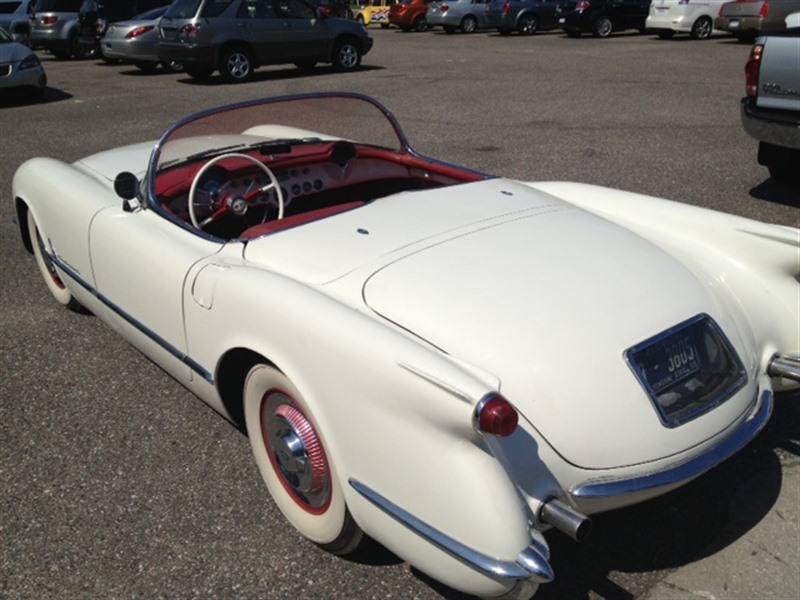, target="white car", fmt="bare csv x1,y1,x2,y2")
12,93,800,599
646,0,728,39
